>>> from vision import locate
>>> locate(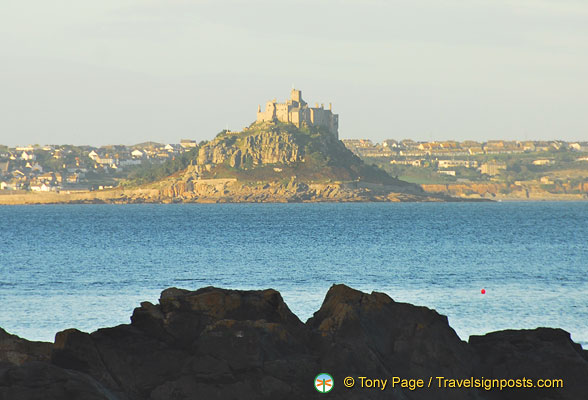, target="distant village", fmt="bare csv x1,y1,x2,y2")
342,139,588,188
0,140,198,192
1,138,587,193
